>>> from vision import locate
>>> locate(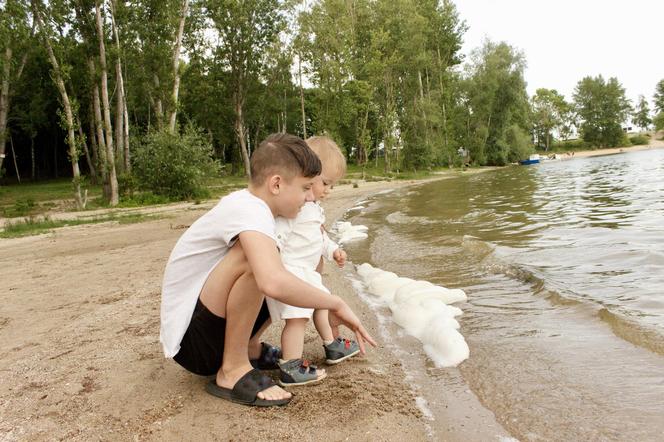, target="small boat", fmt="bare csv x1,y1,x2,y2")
519,154,540,165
